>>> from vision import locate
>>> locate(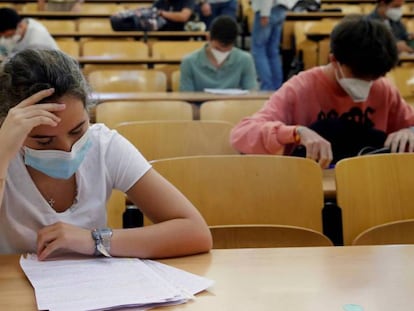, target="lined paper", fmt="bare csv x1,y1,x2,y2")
20,254,214,311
